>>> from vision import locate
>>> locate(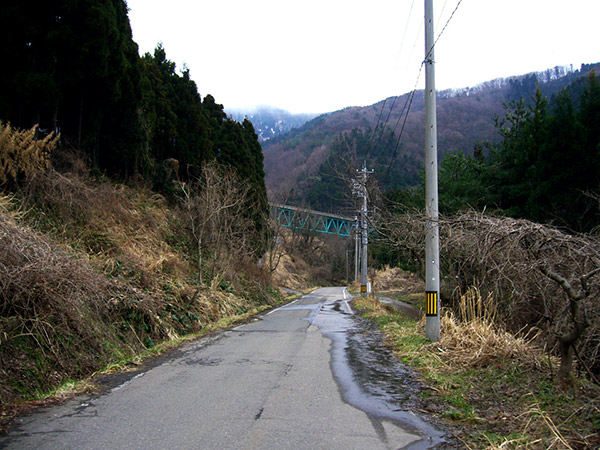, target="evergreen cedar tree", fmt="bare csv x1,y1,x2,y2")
0,0,268,239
